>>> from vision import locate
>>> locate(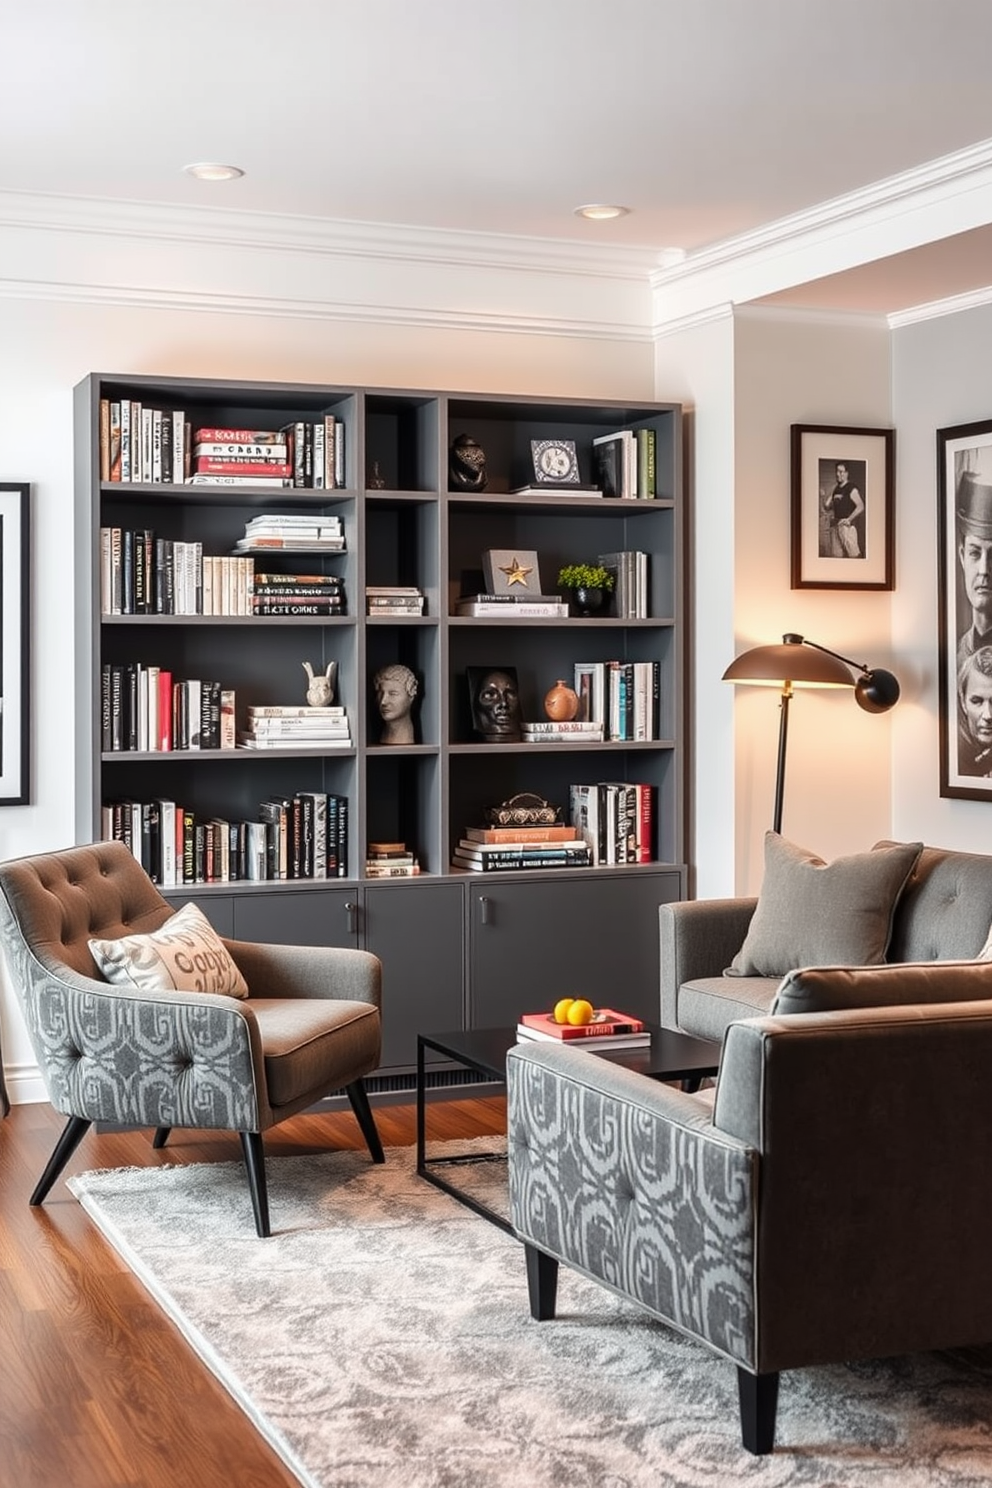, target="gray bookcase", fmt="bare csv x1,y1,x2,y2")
73,374,687,1092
